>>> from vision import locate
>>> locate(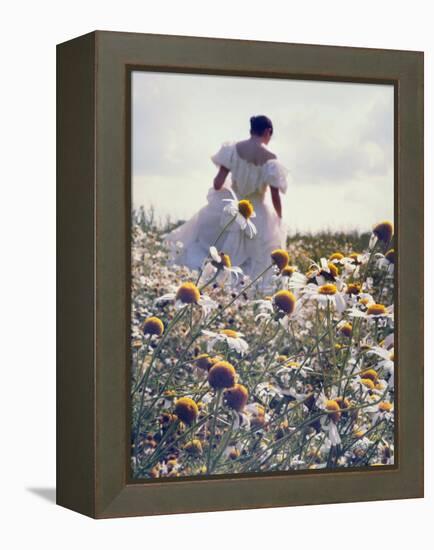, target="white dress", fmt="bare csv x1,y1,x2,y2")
165,141,289,282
